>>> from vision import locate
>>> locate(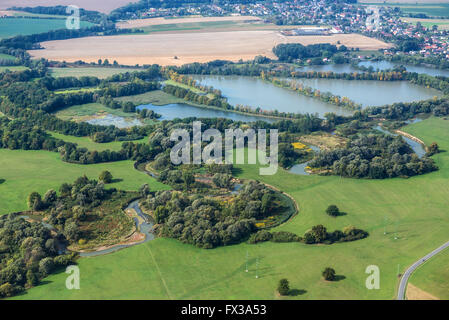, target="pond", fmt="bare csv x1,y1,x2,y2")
137,103,277,123
291,78,441,108
192,75,353,118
